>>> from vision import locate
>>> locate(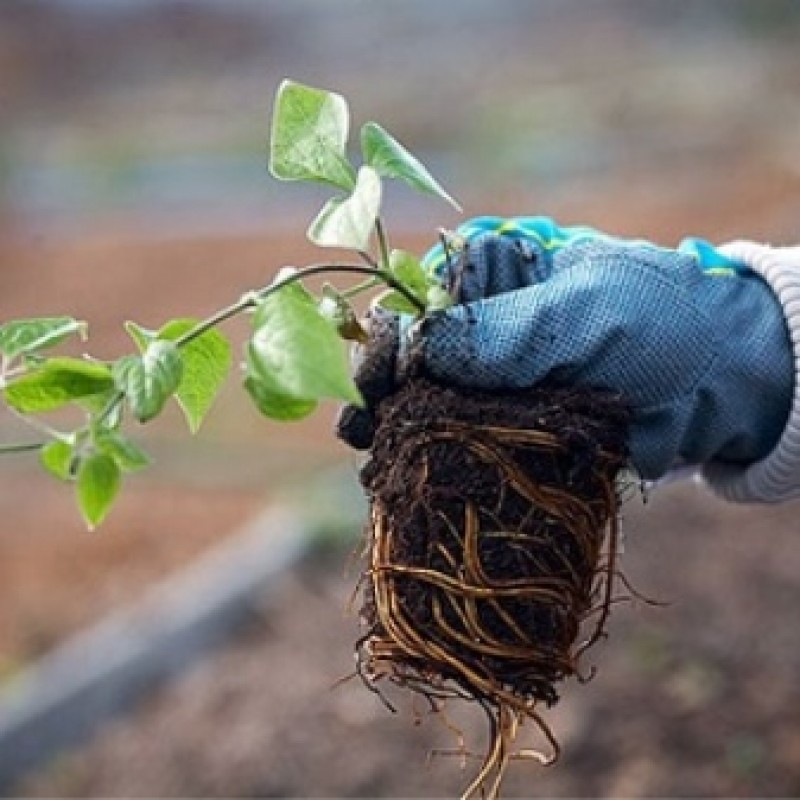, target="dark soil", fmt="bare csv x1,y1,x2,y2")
357,377,630,796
